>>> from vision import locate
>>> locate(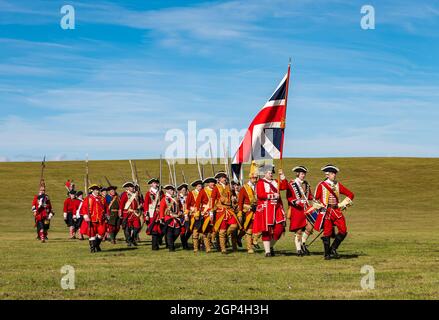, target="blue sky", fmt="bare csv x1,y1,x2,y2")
0,0,438,161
